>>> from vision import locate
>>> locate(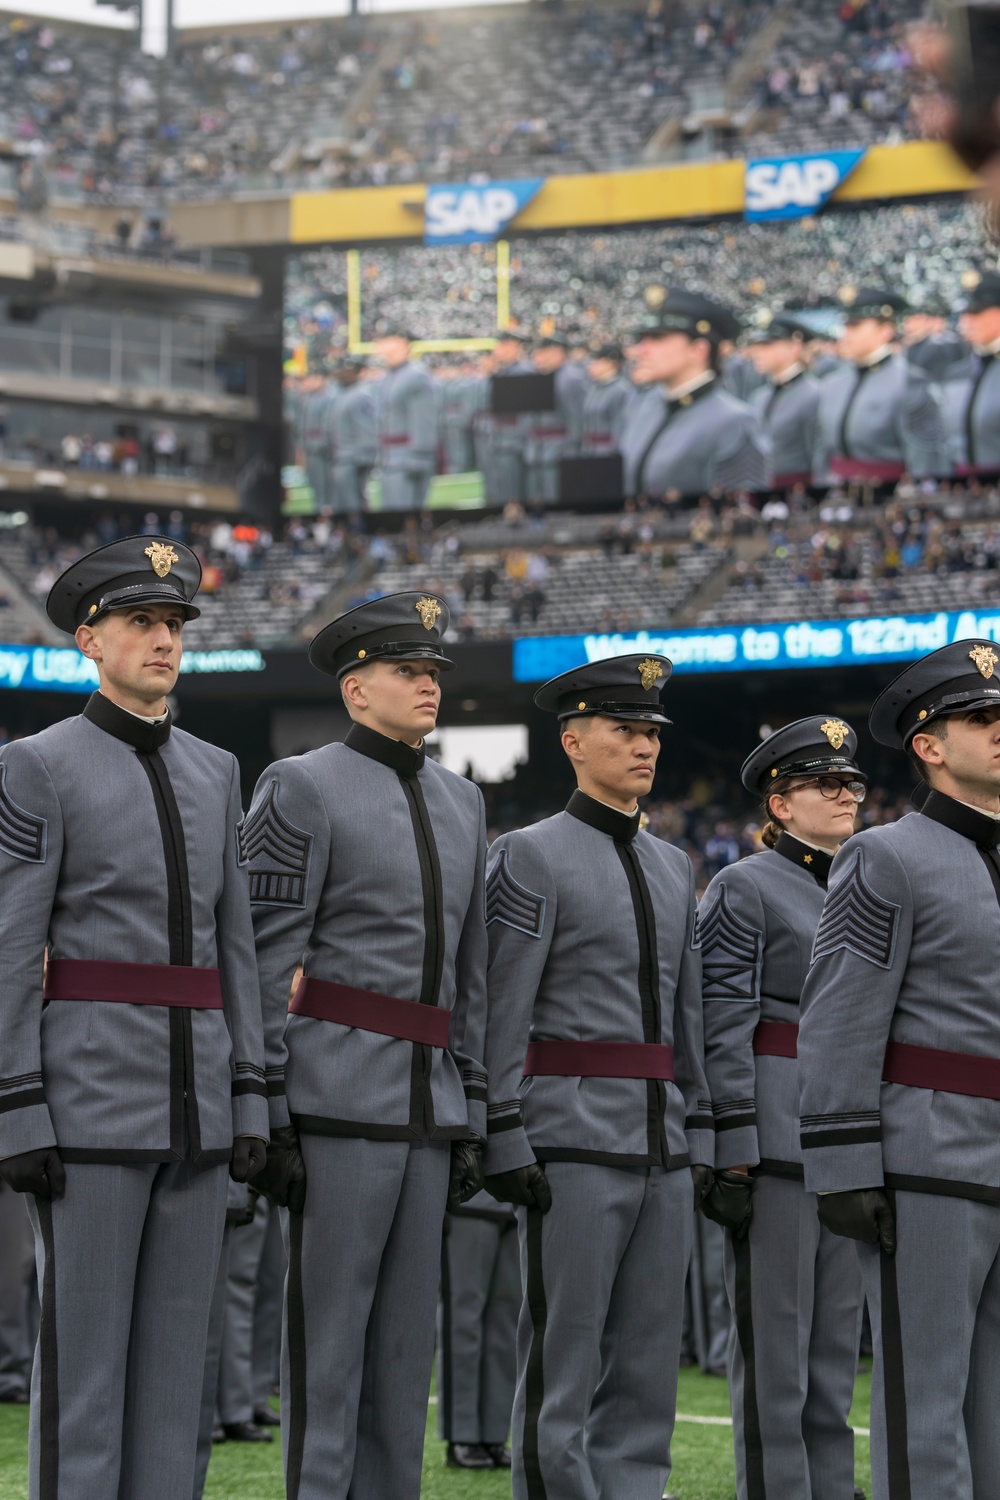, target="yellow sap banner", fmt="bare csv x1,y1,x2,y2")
289,141,979,247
